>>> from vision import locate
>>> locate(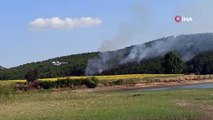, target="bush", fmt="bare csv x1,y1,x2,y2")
83,77,99,88
112,79,124,85
56,78,83,88
36,77,99,90
39,81,56,89
56,79,72,88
